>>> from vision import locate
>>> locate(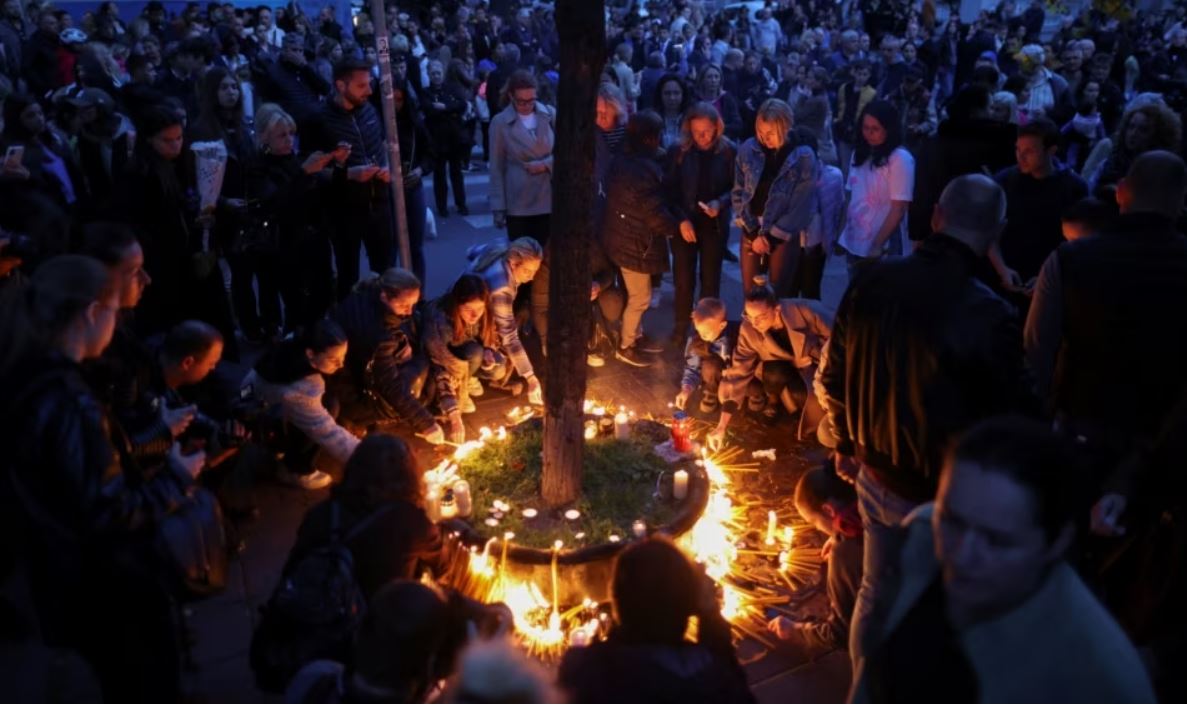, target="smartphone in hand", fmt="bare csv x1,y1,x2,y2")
3,145,24,170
